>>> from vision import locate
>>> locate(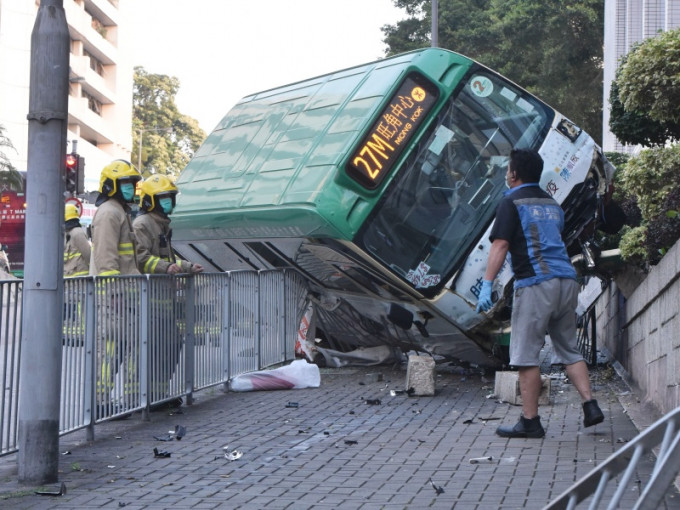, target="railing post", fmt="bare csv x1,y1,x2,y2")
222,273,231,390
85,277,96,441
184,276,195,405
256,272,262,370
140,276,150,421
279,271,286,363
